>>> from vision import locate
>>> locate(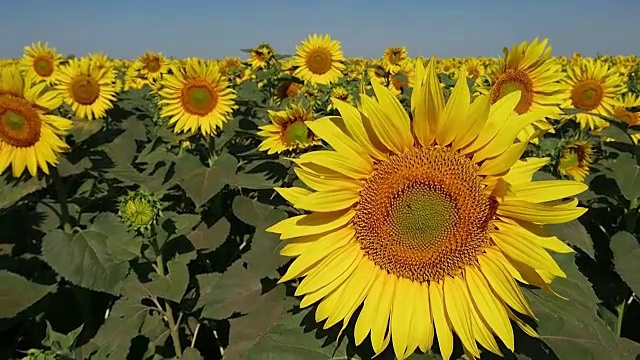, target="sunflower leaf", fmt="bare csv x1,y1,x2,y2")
607,152,640,201
610,231,640,295
0,270,55,318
